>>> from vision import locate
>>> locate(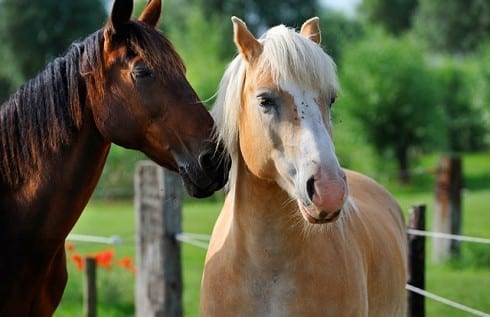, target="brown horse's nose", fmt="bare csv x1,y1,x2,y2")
179,143,230,198
198,147,219,171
